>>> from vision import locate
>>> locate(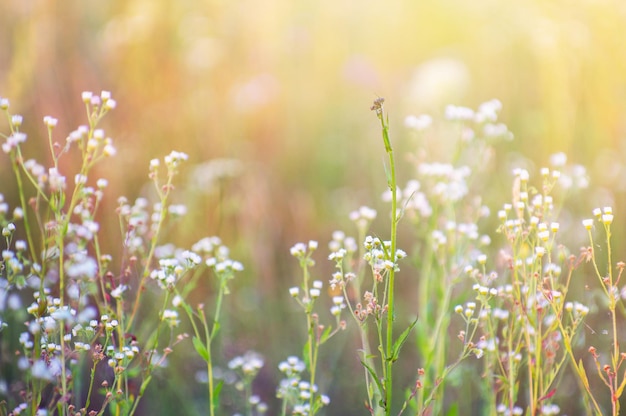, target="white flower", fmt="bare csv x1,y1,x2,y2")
549,152,567,167
43,116,58,128
11,115,23,127
404,114,432,131
582,219,594,229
